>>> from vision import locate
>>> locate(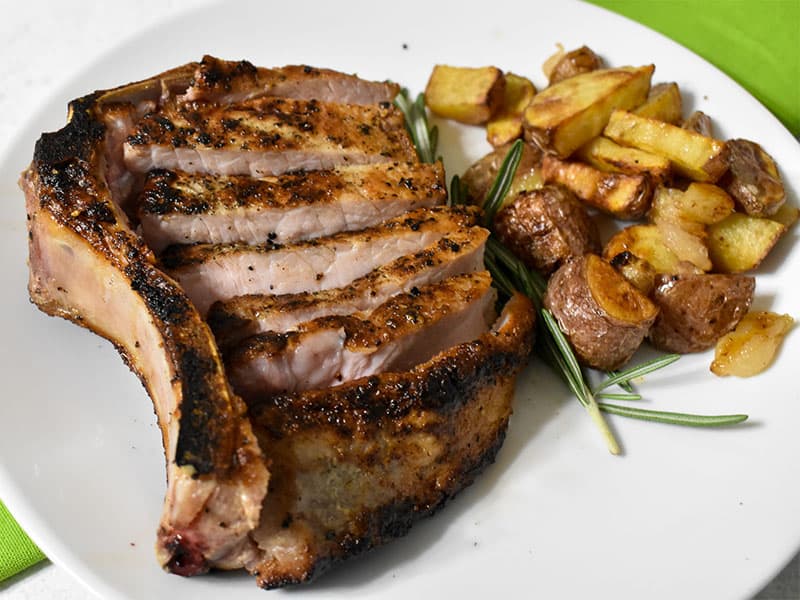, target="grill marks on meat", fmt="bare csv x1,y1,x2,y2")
207,227,489,347
123,97,416,177
160,206,480,315
180,55,401,106
138,161,446,251
22,56,535,588
225,272,496,399
245,293,535,588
